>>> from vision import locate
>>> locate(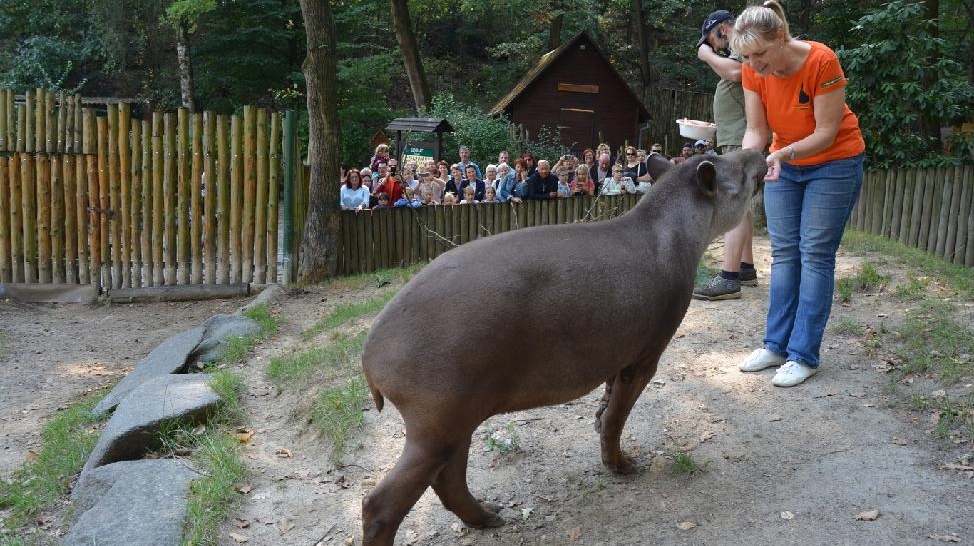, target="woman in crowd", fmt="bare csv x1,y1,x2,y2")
572,164,594,196
581,148,597,169
494,162,516,202
339,168,370,210
732,0,866,388
520,151,538,177
370,143,390,173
